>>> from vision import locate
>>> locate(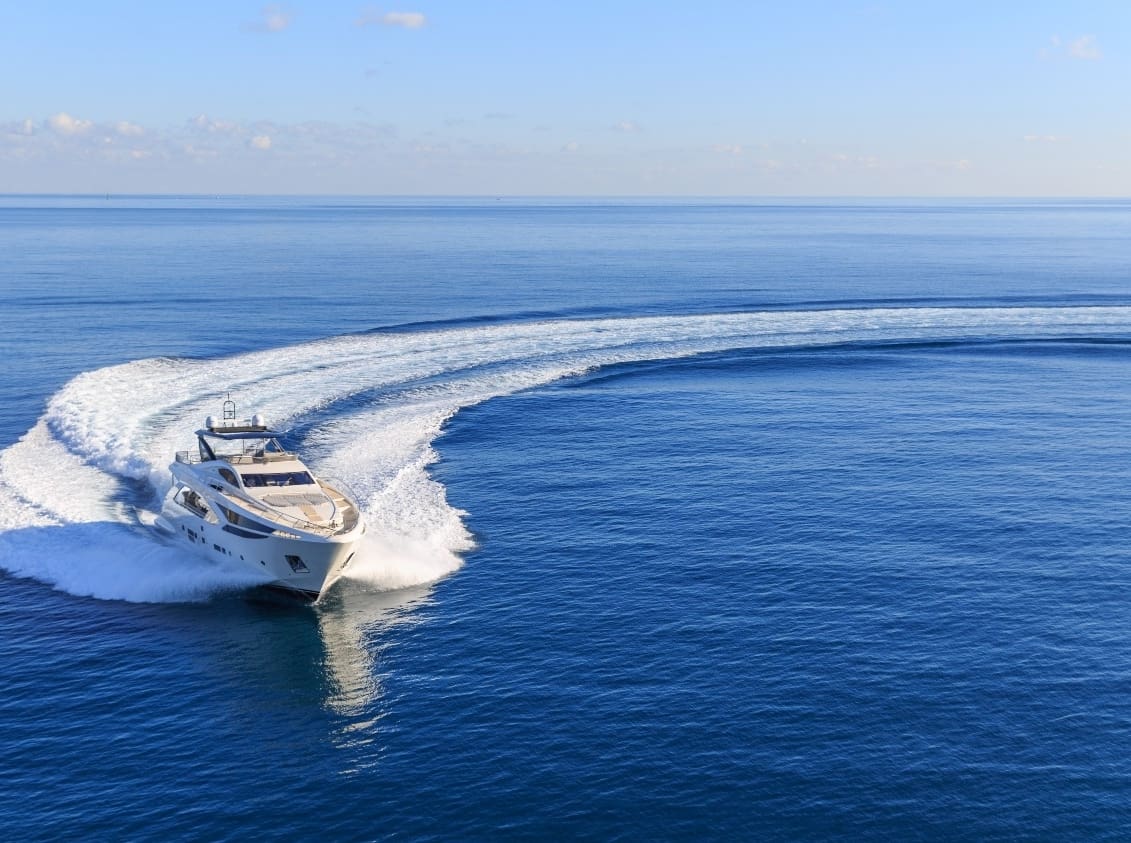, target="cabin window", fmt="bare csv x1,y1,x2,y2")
218,468,239,486
219,507,272,533
242,471,315,488
285,555,309,573
179,489,208,515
